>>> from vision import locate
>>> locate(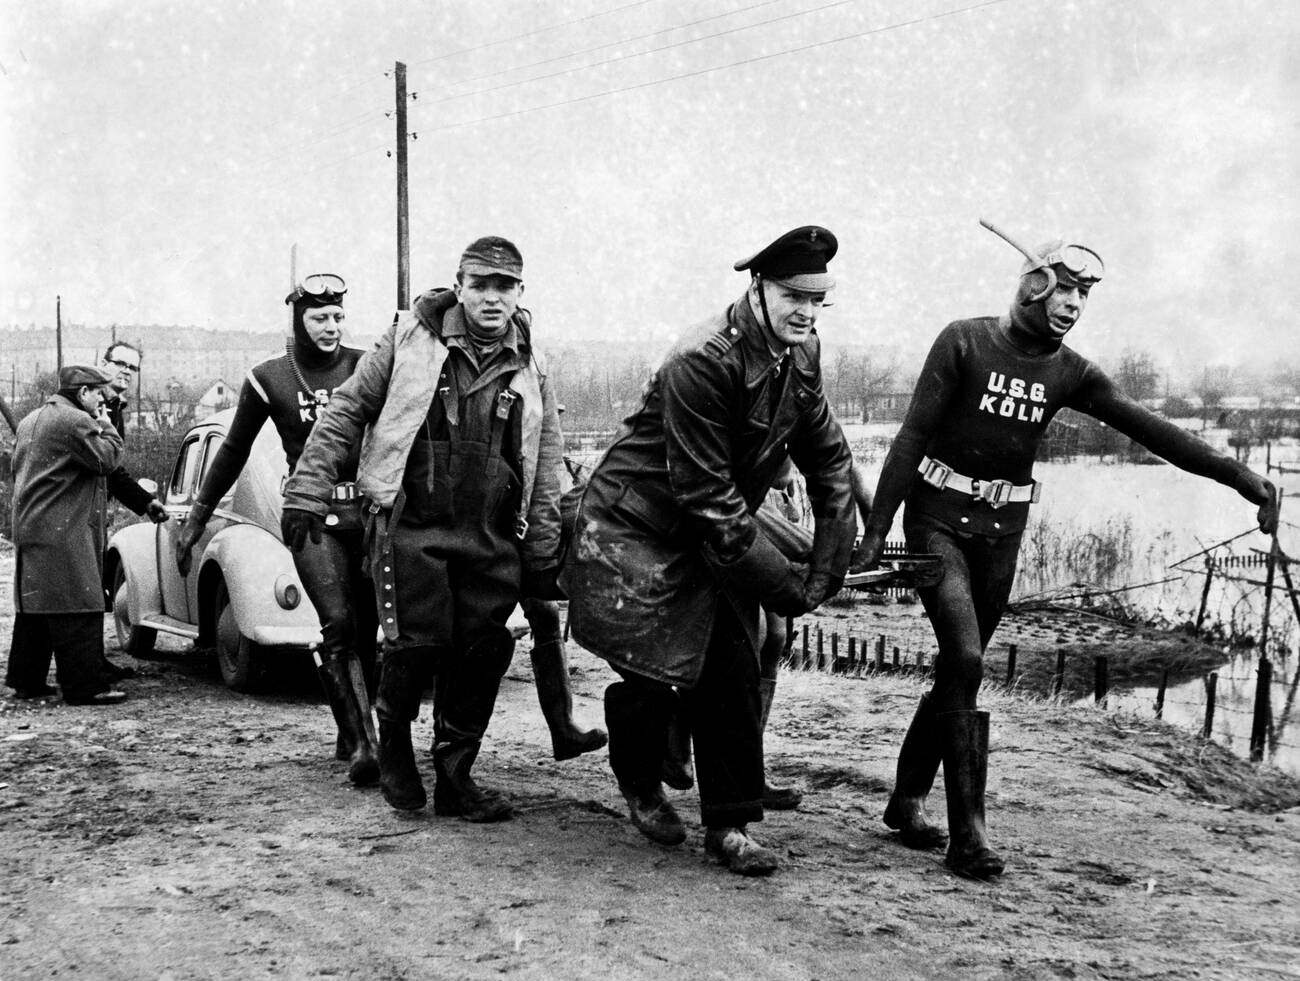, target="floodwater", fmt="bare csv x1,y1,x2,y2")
847,423,1300,775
